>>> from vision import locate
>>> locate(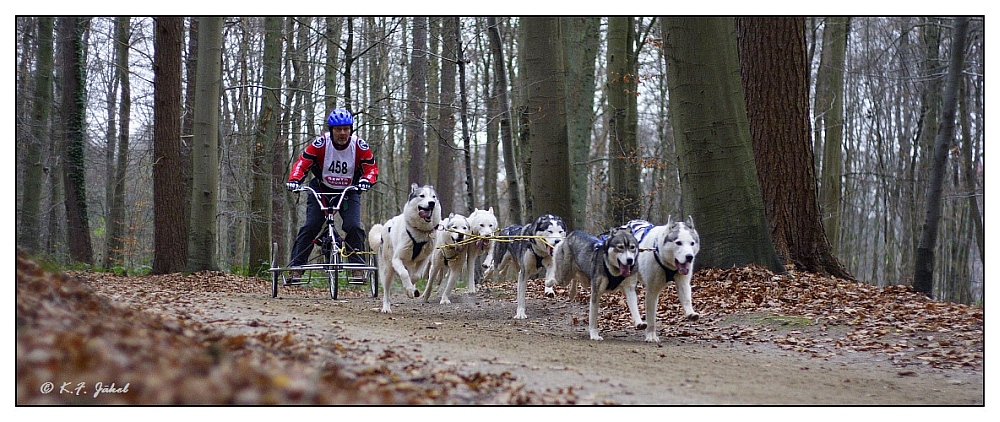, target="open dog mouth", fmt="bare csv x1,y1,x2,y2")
676,259,691,275
418,206,433,222
618,262,633,277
